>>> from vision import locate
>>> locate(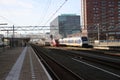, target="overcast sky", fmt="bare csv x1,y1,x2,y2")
0,0,81,26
